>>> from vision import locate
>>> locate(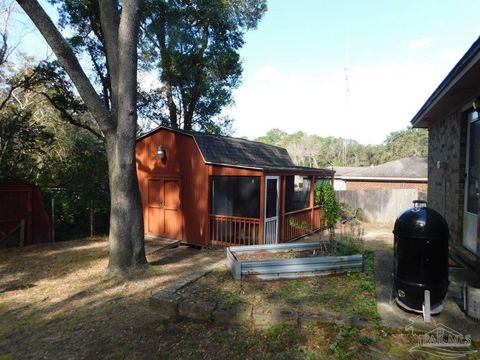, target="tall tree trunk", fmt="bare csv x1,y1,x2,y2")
18,0,147,273
165,83,178,128
106,0,145,270
183,96,198,131
106,133,145,269
156,7,178,128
